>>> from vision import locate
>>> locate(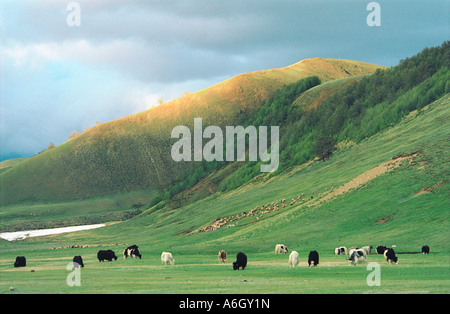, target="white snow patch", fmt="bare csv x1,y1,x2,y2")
0,224,106,241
